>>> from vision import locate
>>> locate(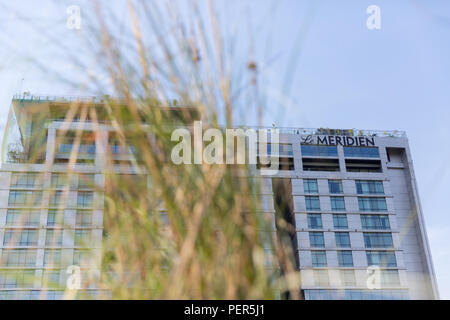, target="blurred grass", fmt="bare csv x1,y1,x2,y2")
0,0,301,299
